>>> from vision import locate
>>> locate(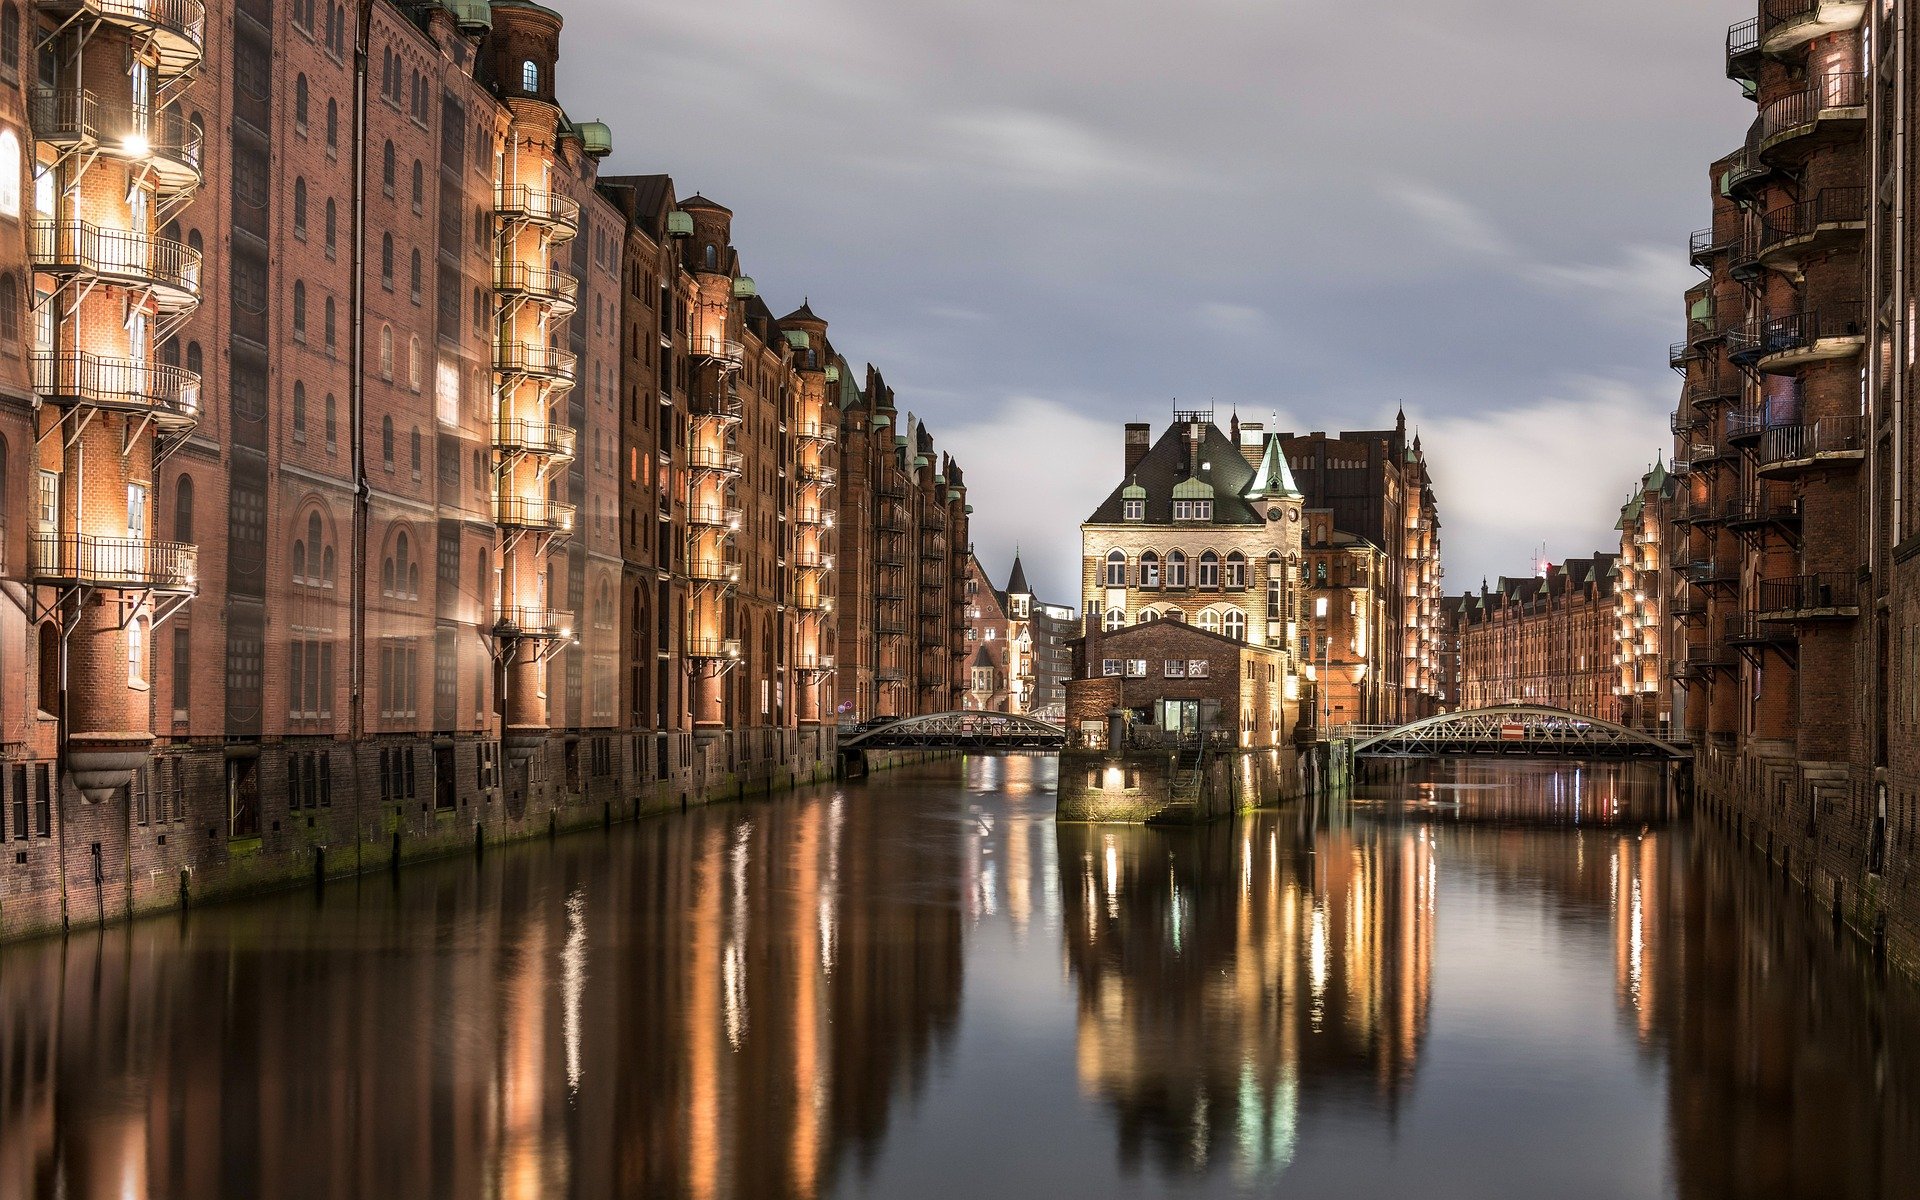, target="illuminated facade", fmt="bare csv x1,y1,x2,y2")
1449,556,1621,720
1299,509,1392,726
1614,459,1680,737
962,550,1074,717
0,0,970,941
